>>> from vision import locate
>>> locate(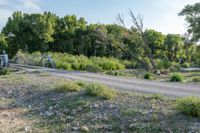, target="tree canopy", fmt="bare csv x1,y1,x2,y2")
1,10,200,69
